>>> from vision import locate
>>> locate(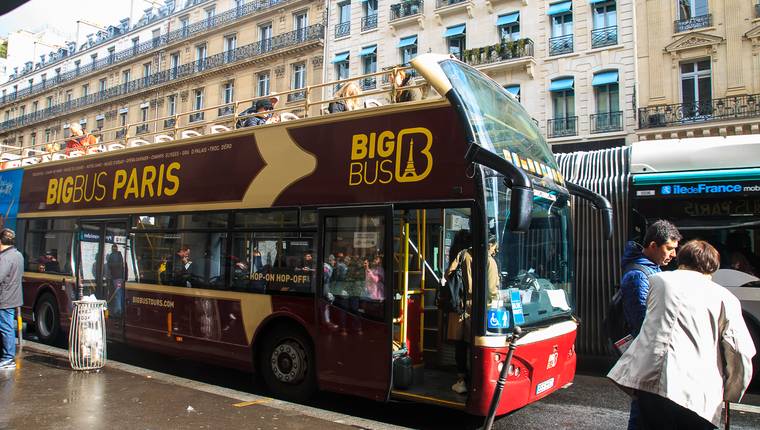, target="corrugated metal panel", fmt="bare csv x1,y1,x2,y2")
555,147,631,356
